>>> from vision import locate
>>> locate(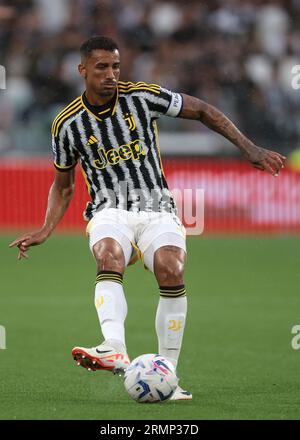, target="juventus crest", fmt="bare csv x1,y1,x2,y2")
123,112,136,131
